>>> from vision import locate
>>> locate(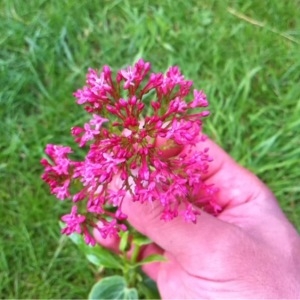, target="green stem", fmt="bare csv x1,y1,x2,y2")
131,243,141,264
